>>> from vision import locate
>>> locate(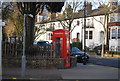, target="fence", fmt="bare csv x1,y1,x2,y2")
2,42,52,58
2,42,77,69
31,45,52,58
2,42,23,57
